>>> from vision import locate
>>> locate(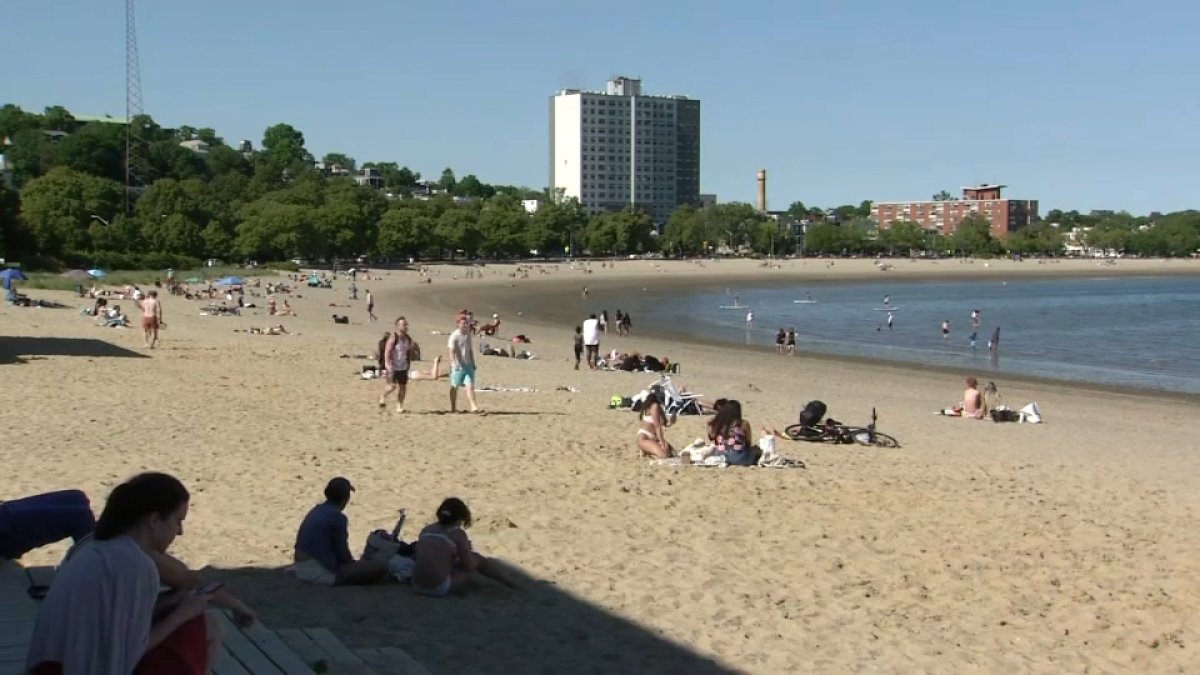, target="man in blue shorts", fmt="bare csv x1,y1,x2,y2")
447,315,481,413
